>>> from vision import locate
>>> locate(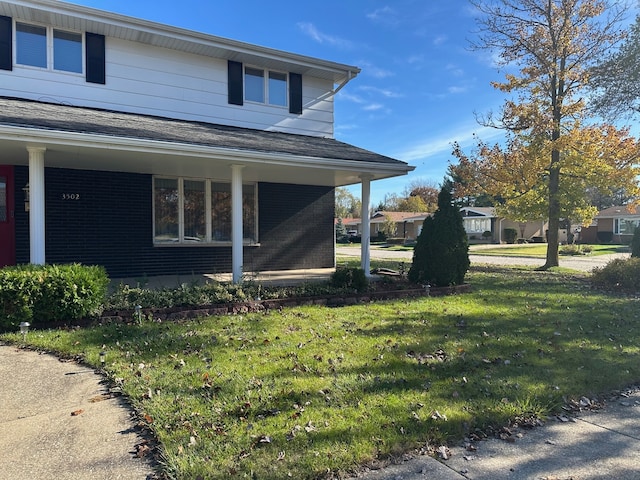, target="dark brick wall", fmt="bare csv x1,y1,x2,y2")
14,167,335,278
247,182,335,271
